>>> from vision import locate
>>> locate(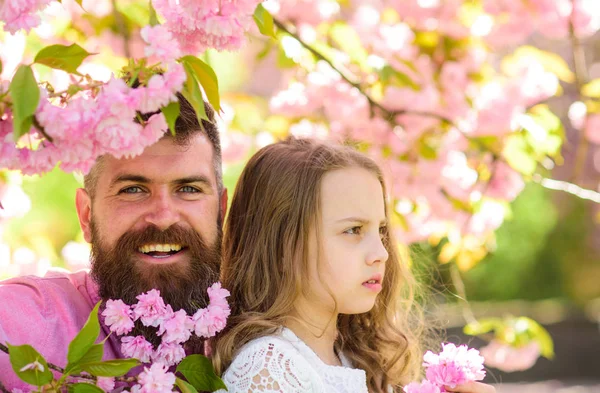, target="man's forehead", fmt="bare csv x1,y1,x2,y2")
100,135,216,184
